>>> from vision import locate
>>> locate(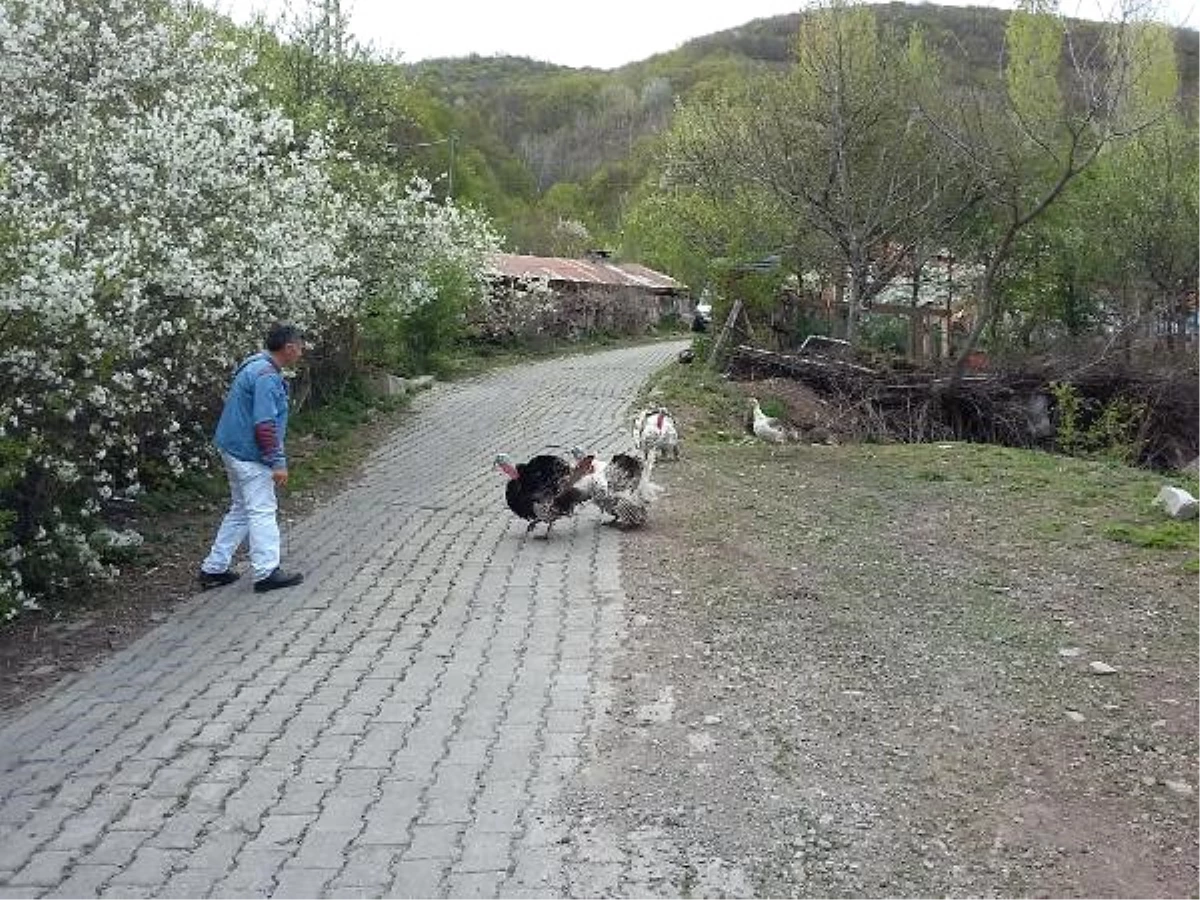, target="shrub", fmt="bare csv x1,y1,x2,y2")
0,0,500,619
1050,382,1148,465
